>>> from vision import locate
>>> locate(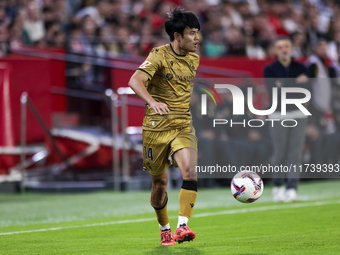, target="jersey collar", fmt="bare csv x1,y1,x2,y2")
169,43,187,57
